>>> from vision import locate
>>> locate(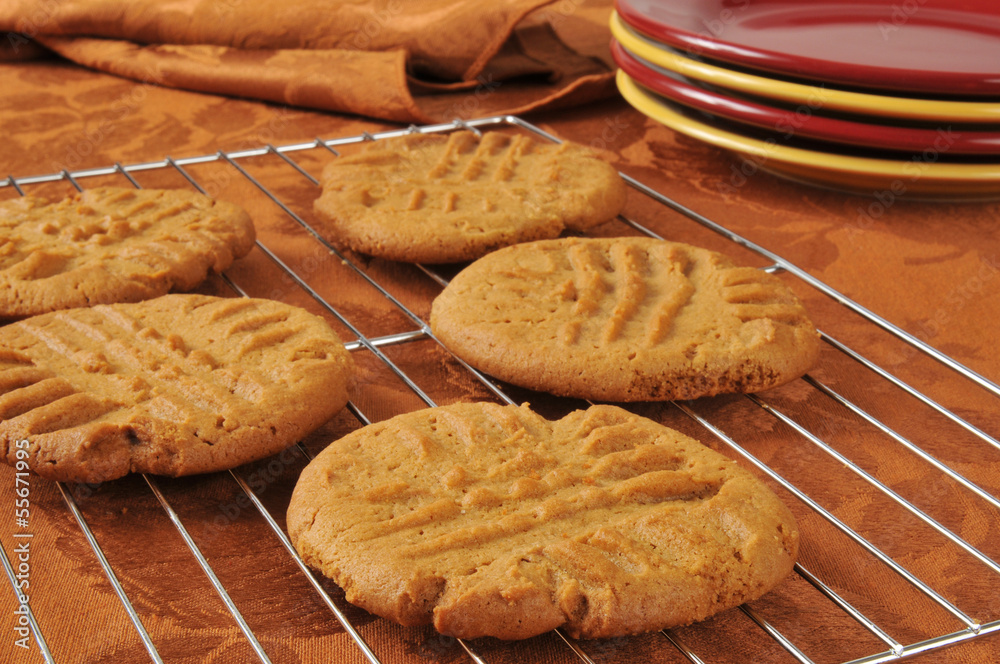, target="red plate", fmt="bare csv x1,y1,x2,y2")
611,40,1000,155
615,0,1000,97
